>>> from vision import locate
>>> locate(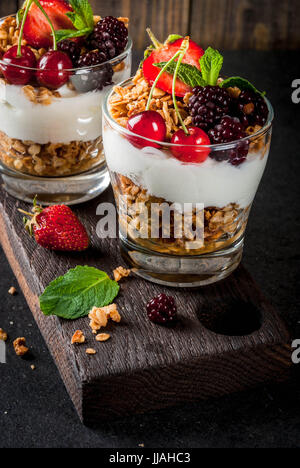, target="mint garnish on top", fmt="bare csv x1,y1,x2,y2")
39,266,120,320
55,0,95,42
154,61,206,87
199,47,223,86
220,76,265,96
